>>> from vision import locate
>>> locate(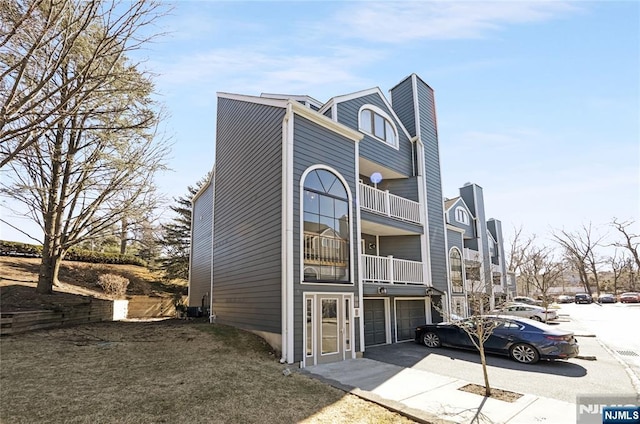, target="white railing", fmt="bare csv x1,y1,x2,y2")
361,254,424,285
464,248,481,262
359,183,422,225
